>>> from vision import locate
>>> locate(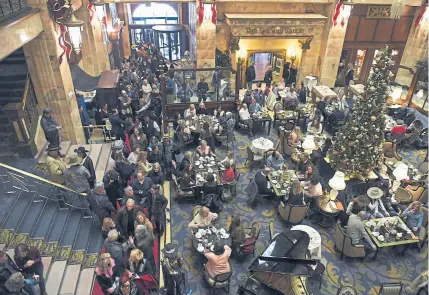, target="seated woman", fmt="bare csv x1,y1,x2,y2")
128,249,154,276
287,180,304,206
401,201,423,235
188,206,218,229
266,151,285,171
148,146,163,164
249,98,263,113
197,102,209,115
179,170,194,188
367,187,390,219
204,242,232,278
136,151,151,173
203,174,219,196
127,145,141,164
197,140,212,157
307,118,323,135
301,165,317,182
95,253,122,295
148,163,165,186
304,177,323,199
229,216,246,252
221,162,235,184
134,211,153,233
184,104,196,119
